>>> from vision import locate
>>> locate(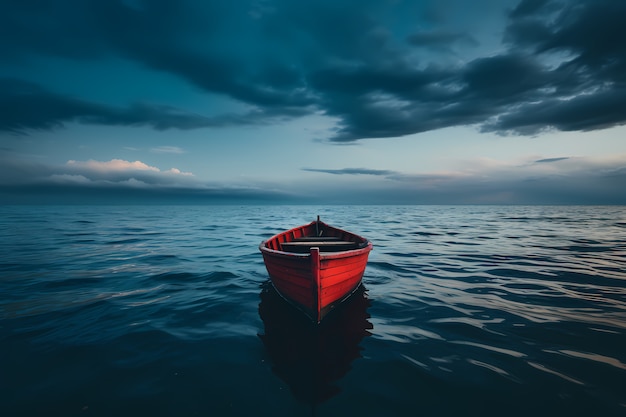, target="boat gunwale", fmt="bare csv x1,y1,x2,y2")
259,220,372,259
259,242,373,259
